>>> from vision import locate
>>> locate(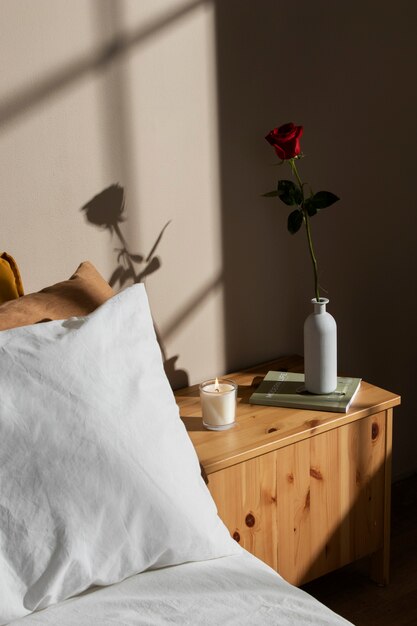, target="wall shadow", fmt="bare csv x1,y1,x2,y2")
81,184,170,288
212,1,312,376
0,0,208,129
81,184,188,389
